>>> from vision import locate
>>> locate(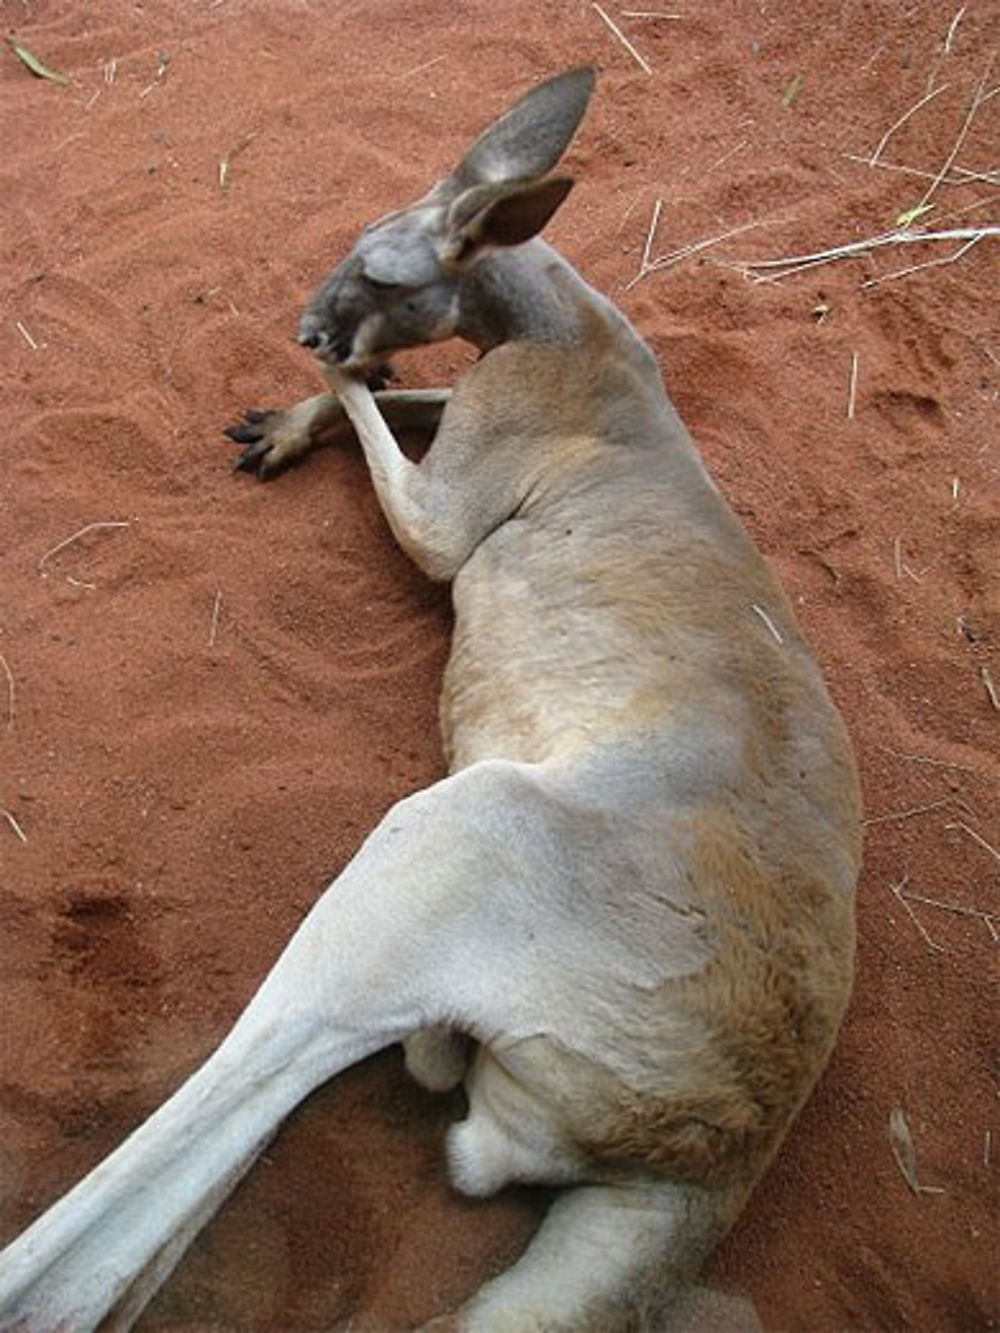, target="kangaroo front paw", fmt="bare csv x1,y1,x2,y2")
224,407,313,479
224,391,350,479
